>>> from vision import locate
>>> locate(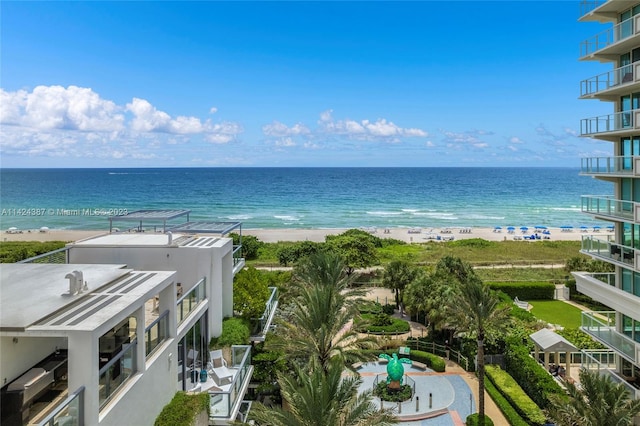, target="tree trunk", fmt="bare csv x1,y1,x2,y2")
477,335,485,426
